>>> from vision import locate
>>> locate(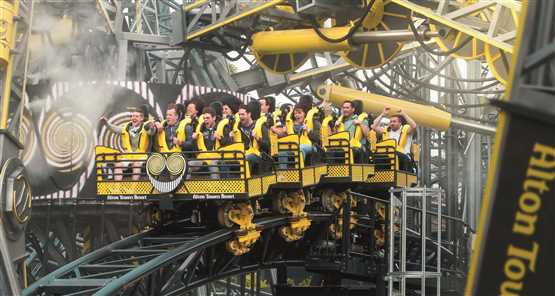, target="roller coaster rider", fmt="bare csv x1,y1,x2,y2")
352,99,378,154
288,94,323,149
182,99,204,152
215,99,239,148
273,103,291,129
100,105,156,181
297,94,322,135
193,106,220,178
232,103,267,174
255,96,275,157
371,106,417,171
335,100,370,163
268,104,290,154
154,103,188,153
193,107,219,151
276,104,320,168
